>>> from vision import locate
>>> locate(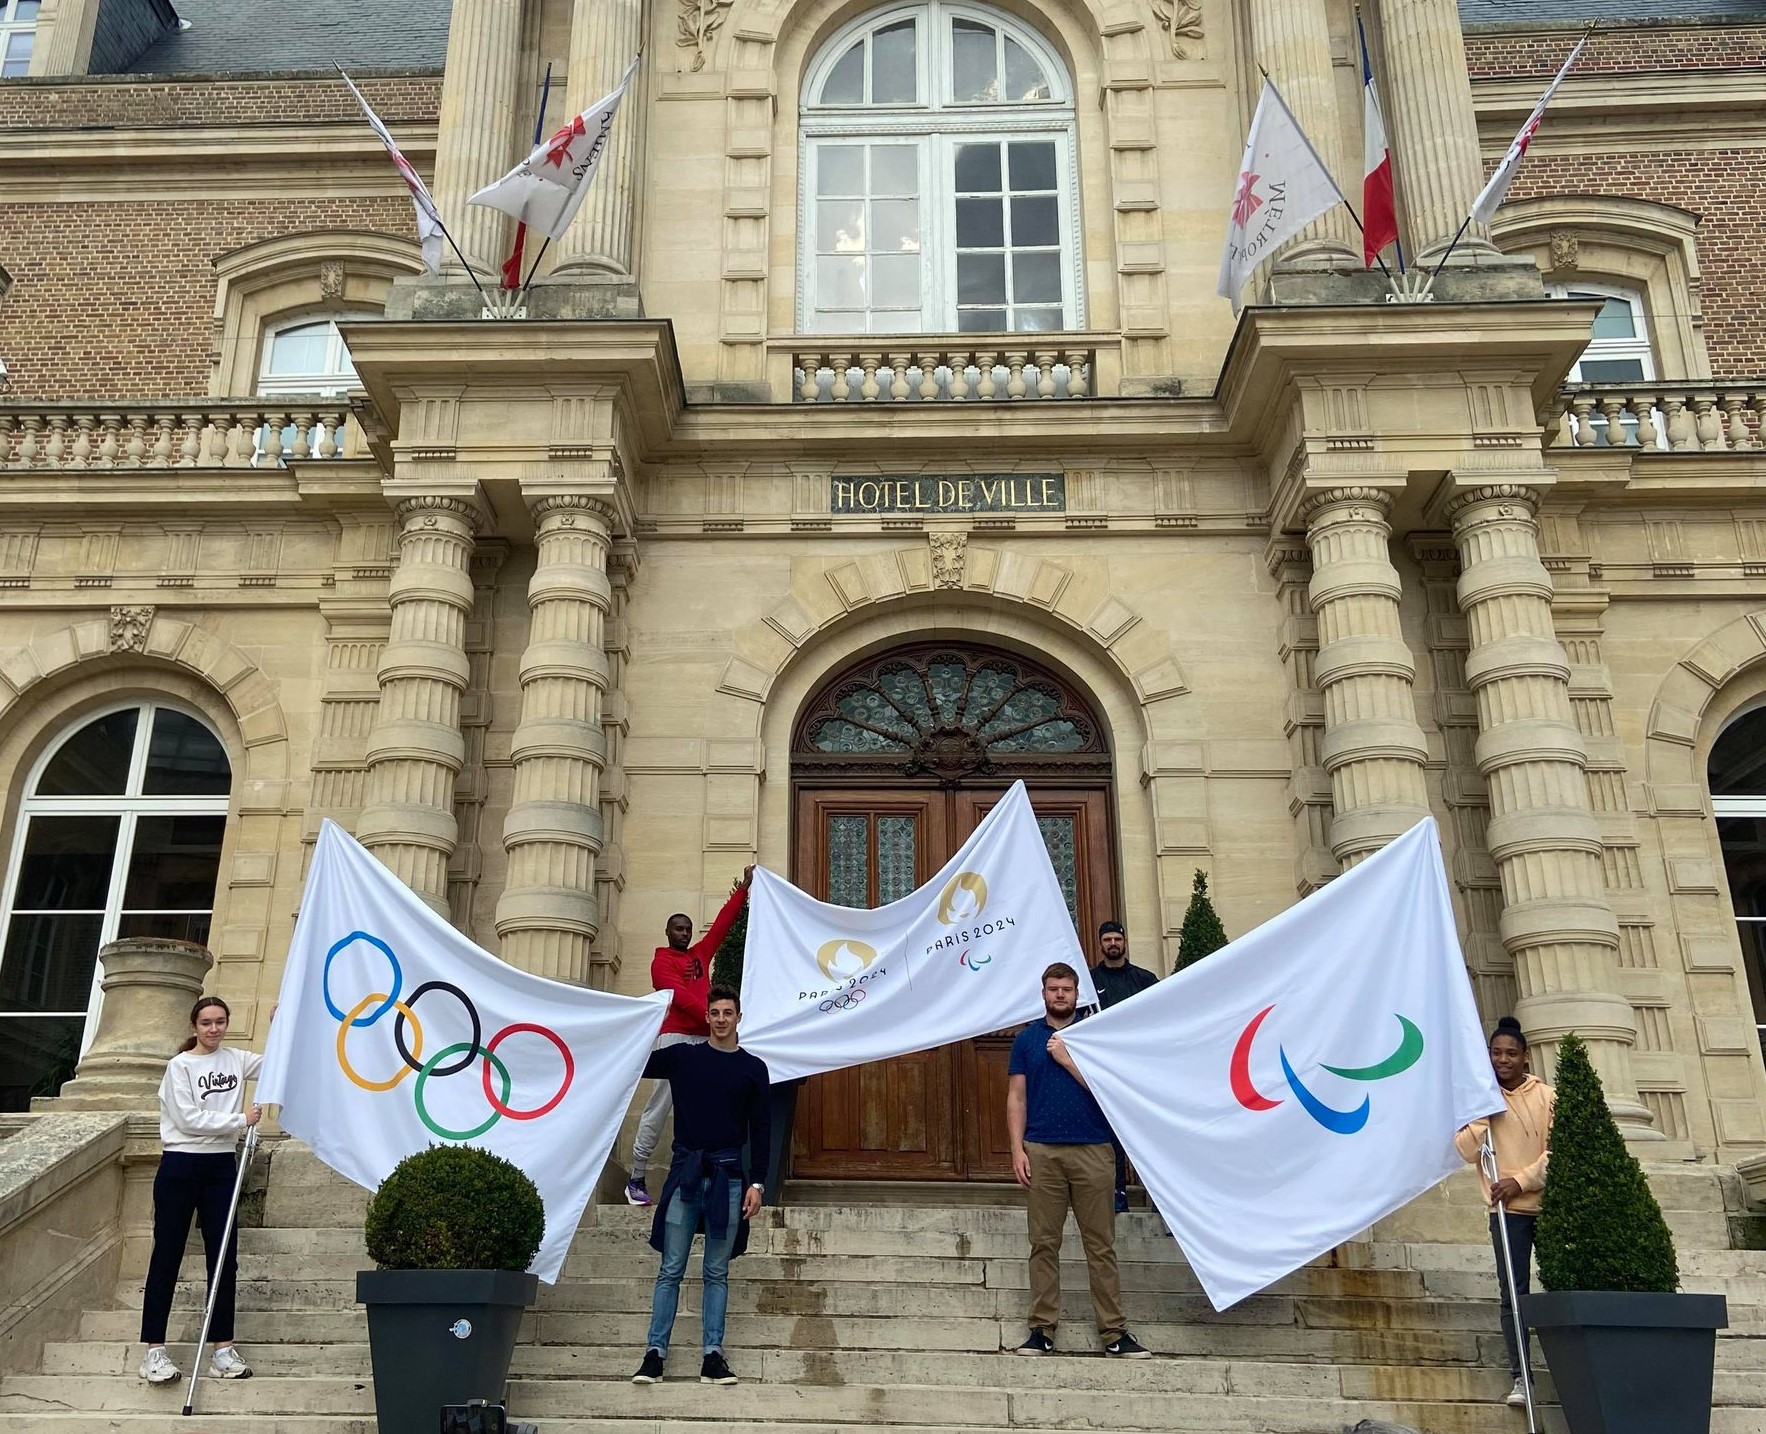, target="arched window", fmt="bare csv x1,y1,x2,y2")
0,1,37,78
1709,706,1766,1061
1549,283,1656,385
257,316,364,398
0,704,231,1110
798,1,1080,335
